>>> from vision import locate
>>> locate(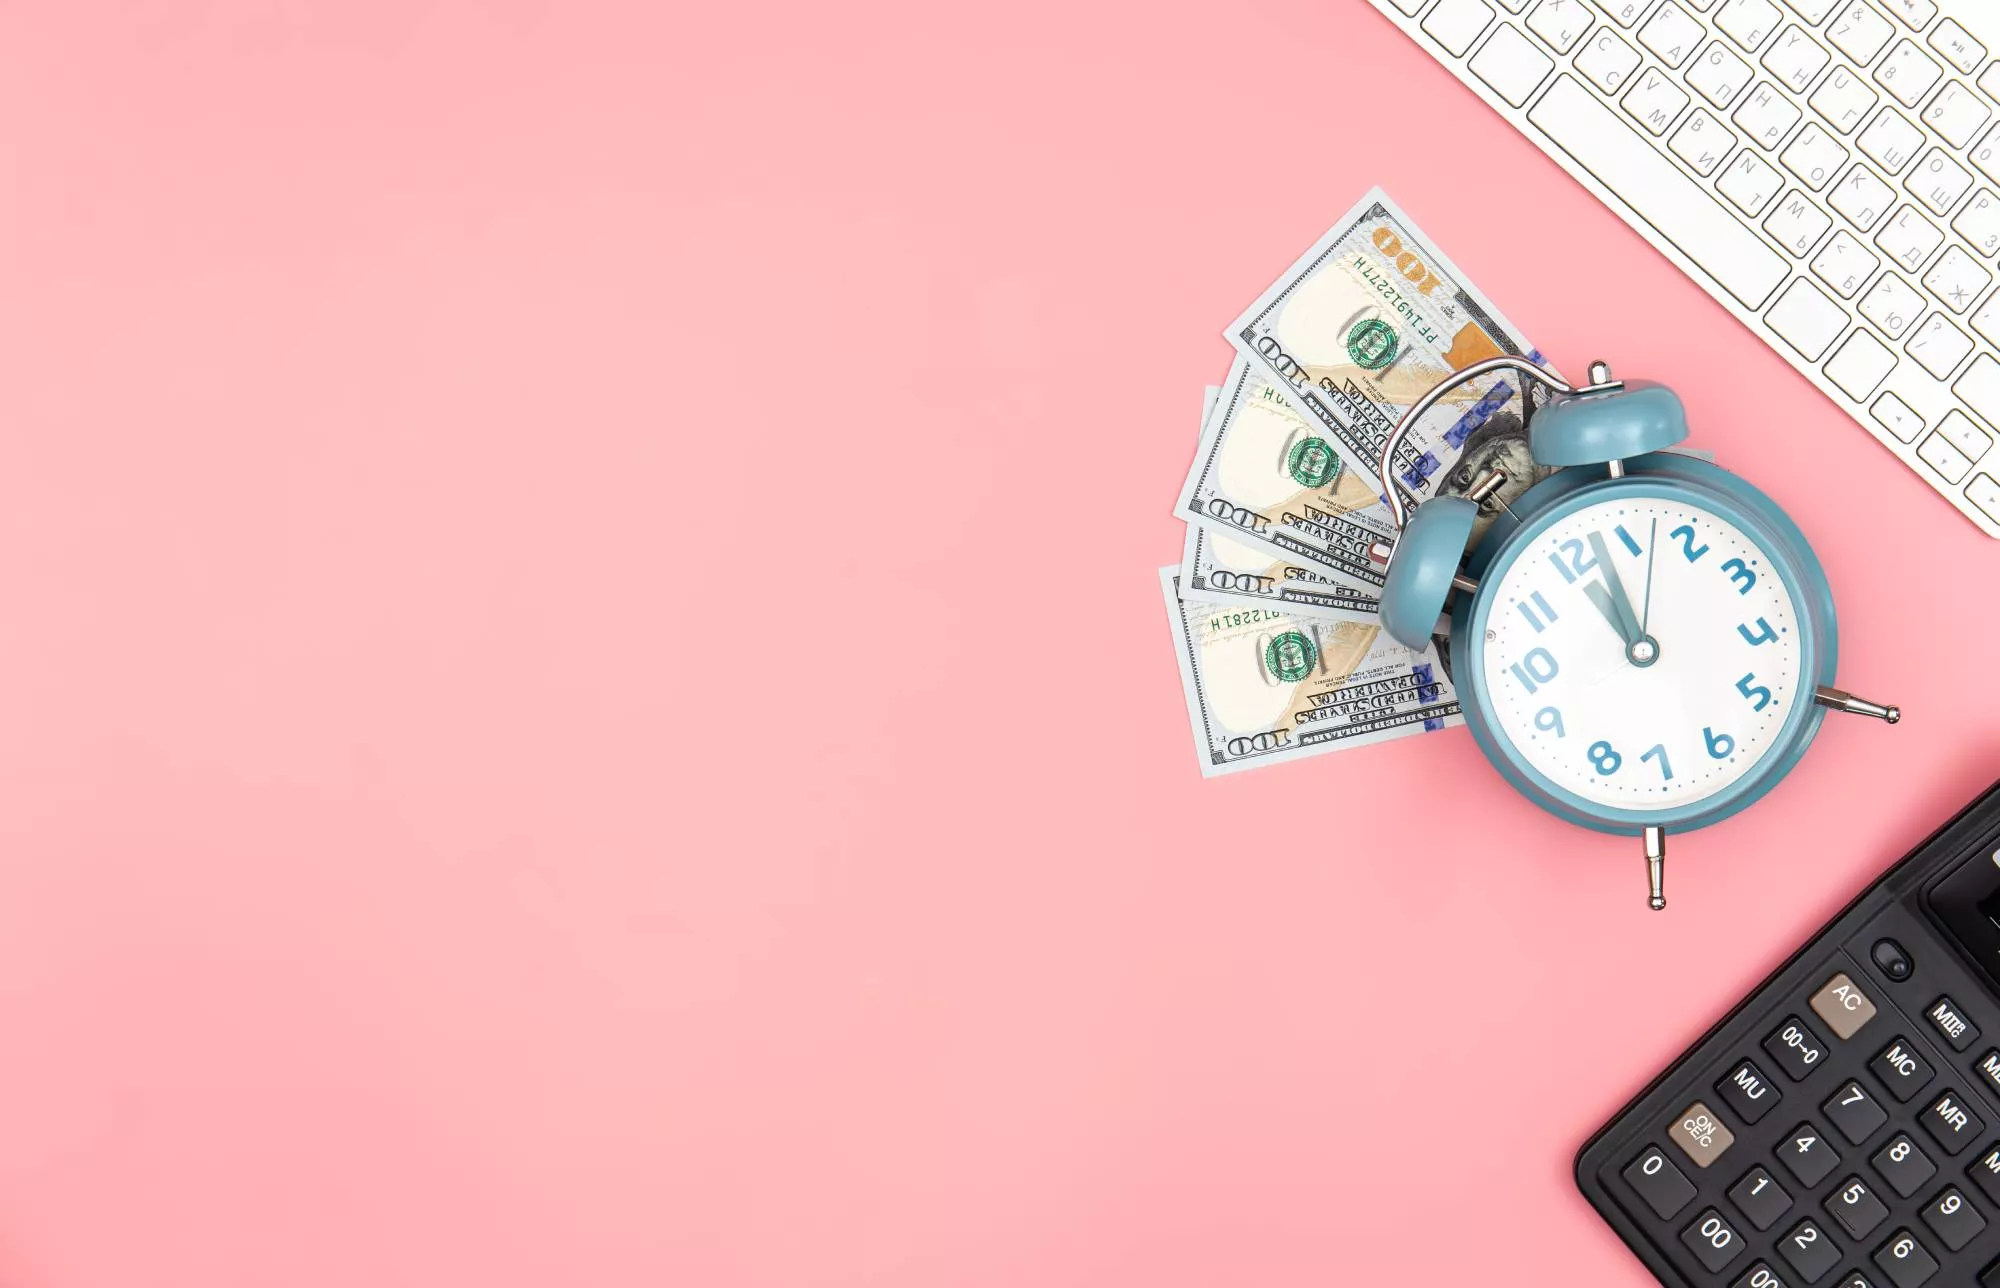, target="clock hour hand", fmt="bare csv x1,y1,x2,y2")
1583,532,1651,661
